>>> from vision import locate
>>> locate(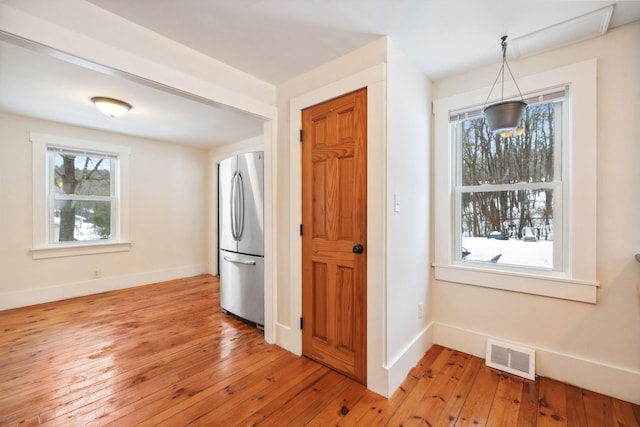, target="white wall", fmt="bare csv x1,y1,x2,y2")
275,37,432,397
384,41,432,393
431,21,640,404
276,37,387,333
0,113,209,308
277,38,390,394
